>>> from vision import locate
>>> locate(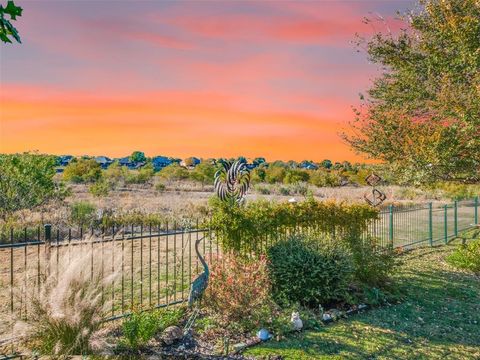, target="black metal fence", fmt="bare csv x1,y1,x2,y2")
0,223,218,321
1,197,478,322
